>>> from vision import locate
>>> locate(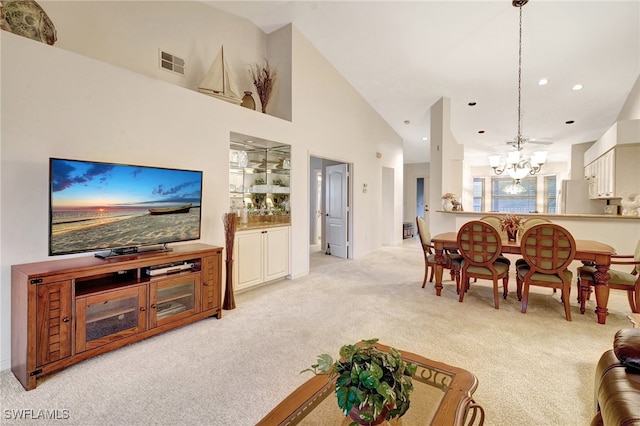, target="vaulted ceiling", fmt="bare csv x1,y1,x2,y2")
209,1,639,166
